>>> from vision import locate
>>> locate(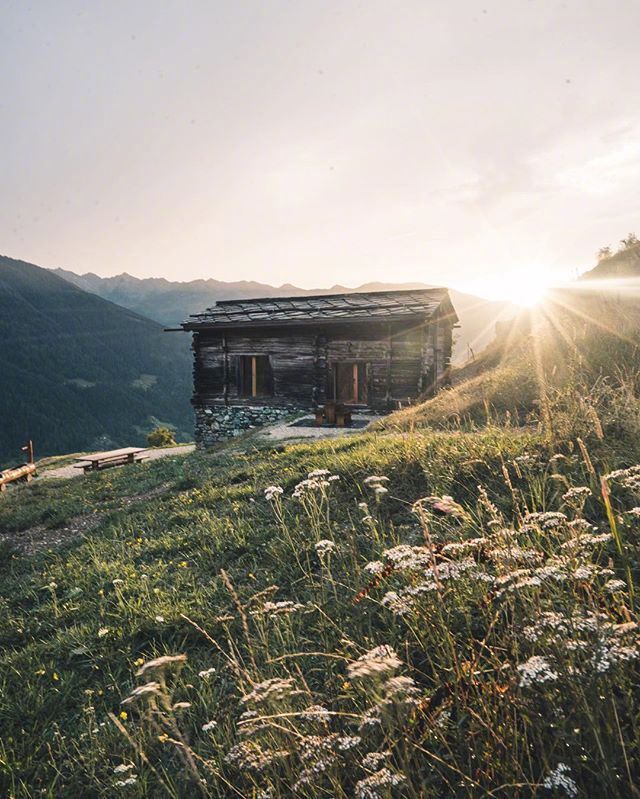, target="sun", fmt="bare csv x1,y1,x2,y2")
500,280,549,308
470,271,554,308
